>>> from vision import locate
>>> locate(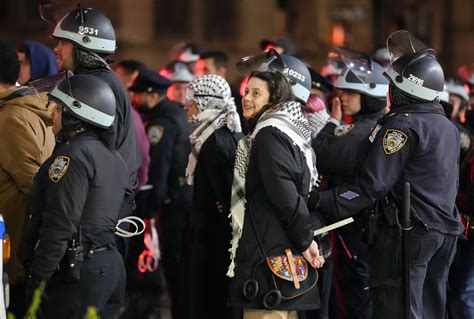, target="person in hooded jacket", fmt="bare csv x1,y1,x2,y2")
227,70,324,319
180,74,242,319
0,40,55,318
312,53,389,319
23,73,129,319
16,40,57,85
